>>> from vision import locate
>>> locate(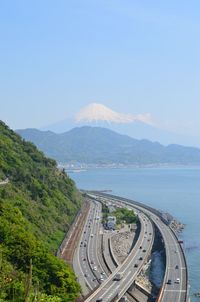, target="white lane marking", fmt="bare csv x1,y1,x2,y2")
84,206,153,302
76,204,93,290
